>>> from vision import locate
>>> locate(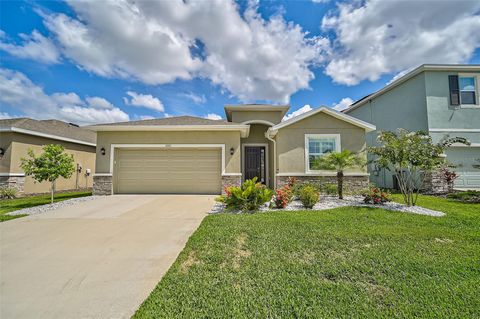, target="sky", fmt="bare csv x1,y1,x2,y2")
1,0,479,125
